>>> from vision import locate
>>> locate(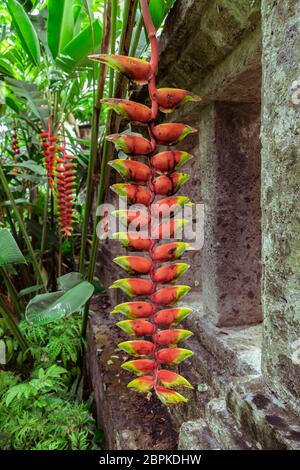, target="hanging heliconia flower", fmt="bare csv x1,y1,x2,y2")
11,128,20,156
39,118,60,189
90,0,200,406
39,118,76,237
55,144,76,238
